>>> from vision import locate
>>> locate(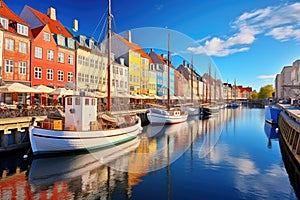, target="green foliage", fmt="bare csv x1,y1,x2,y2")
258,84,274,99
250,91,258,99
